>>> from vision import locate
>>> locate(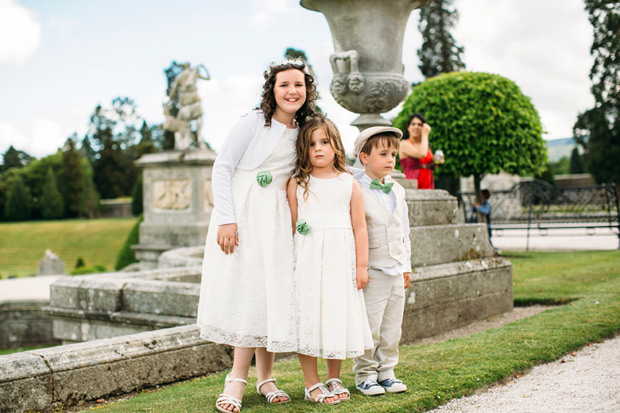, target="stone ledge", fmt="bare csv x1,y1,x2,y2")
411,223,496,267
0,325,232,413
